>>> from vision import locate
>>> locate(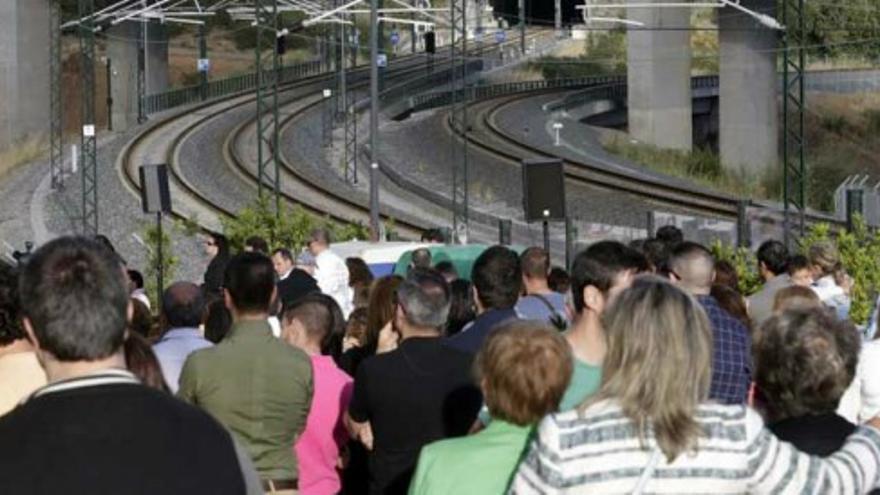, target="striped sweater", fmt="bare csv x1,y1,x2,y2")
510,400,880,494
